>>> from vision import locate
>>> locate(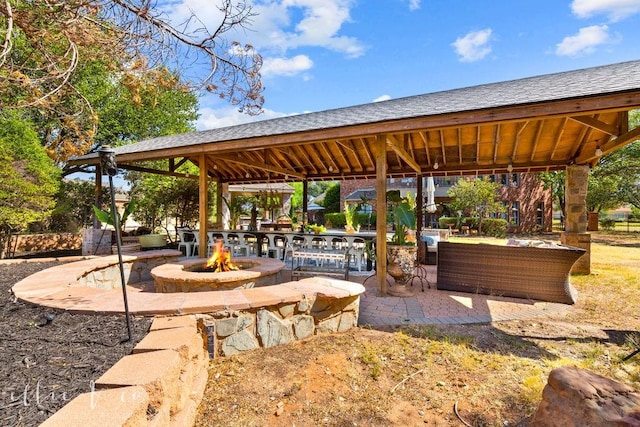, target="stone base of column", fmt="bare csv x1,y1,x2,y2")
561,232,591,275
